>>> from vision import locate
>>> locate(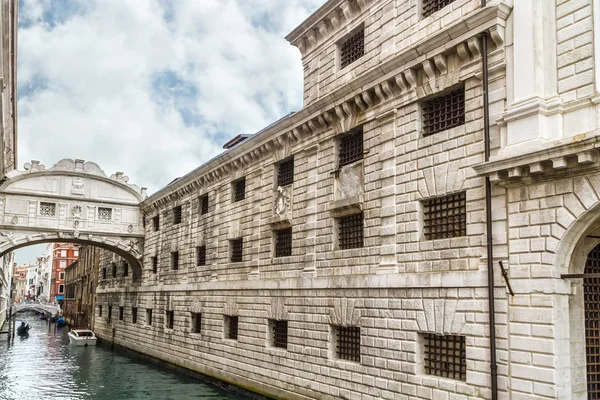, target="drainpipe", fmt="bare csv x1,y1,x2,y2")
480,0,498,399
